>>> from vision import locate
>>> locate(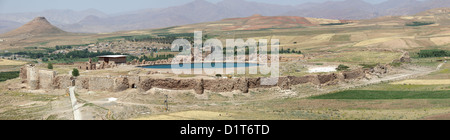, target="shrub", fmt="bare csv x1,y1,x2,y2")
47,63,53,69
72,69,80,77
336,64,350,71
